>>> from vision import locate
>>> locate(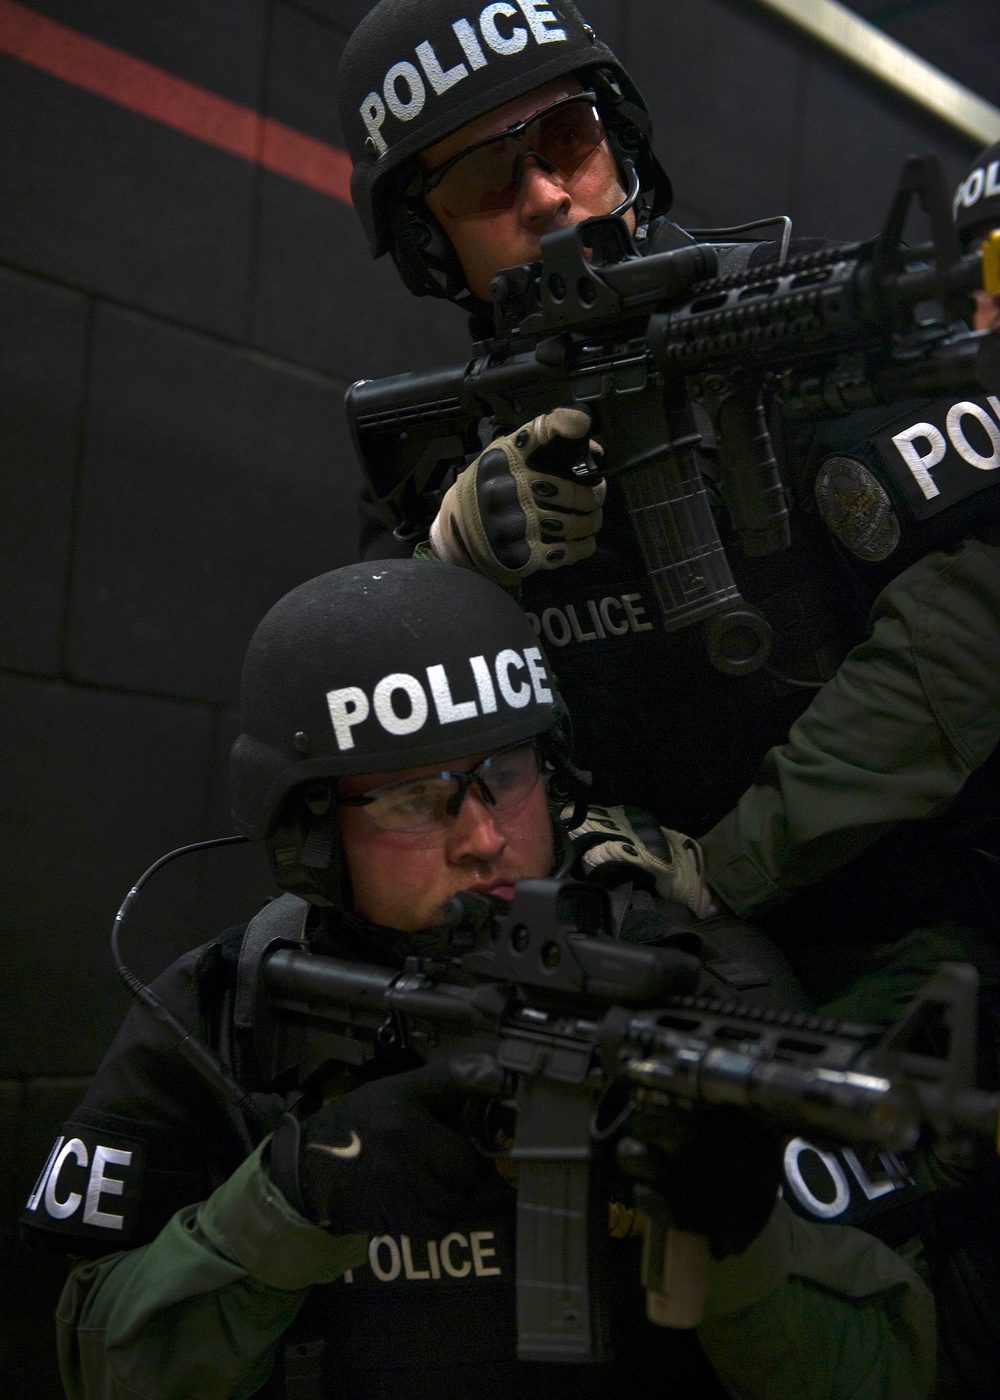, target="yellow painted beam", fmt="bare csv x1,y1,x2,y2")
749,0,1000,147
